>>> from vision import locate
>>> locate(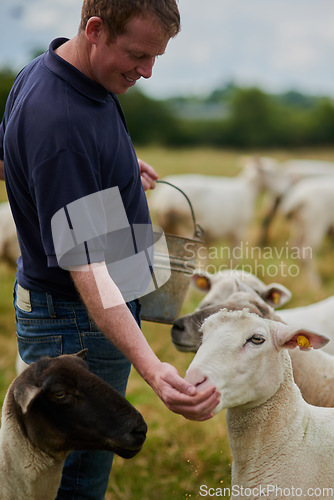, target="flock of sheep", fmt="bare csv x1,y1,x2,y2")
173,269,334,497
1,155,334,498
148,157,334,498
148,156,334,284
